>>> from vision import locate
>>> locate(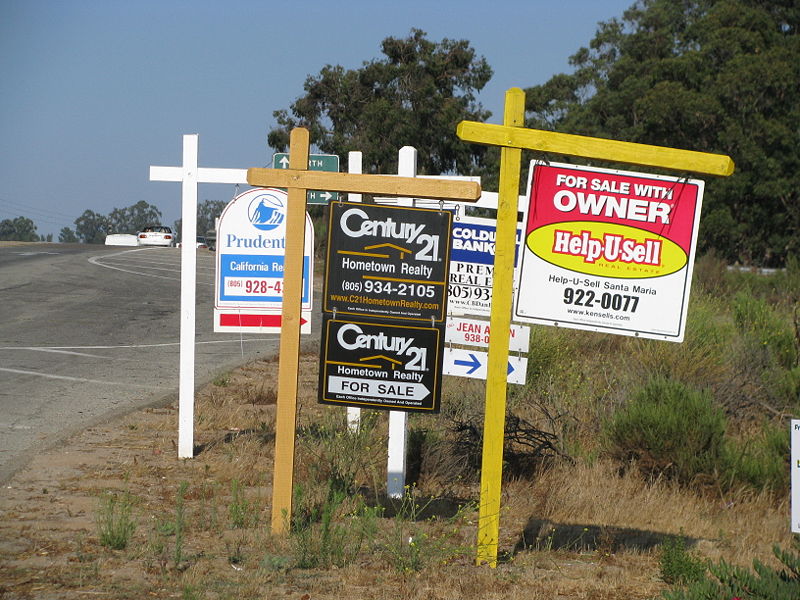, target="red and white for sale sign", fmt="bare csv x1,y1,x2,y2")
514,162,704,342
